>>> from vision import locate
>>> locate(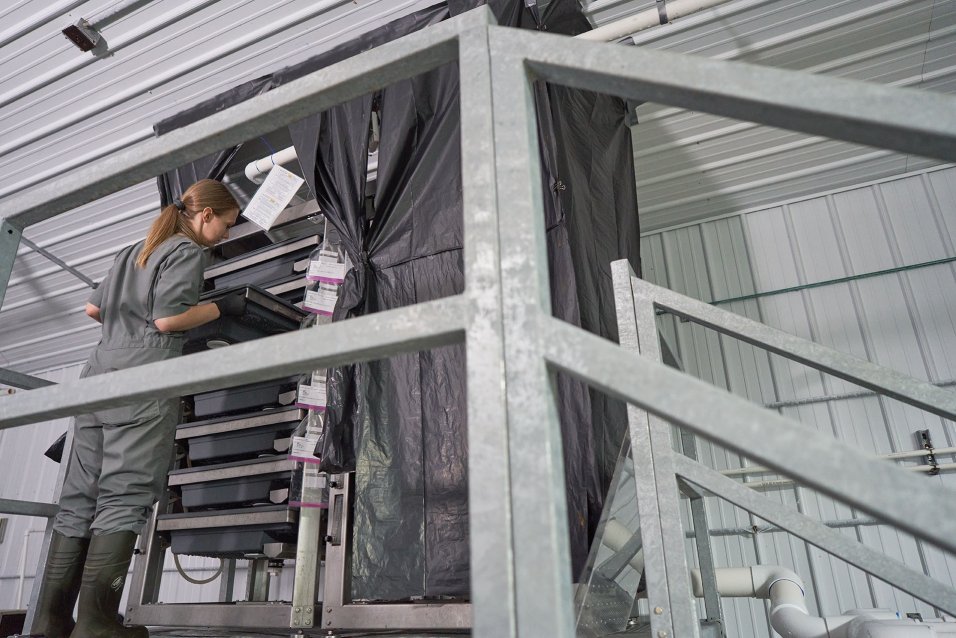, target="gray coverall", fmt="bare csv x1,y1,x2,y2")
54,235,205,538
